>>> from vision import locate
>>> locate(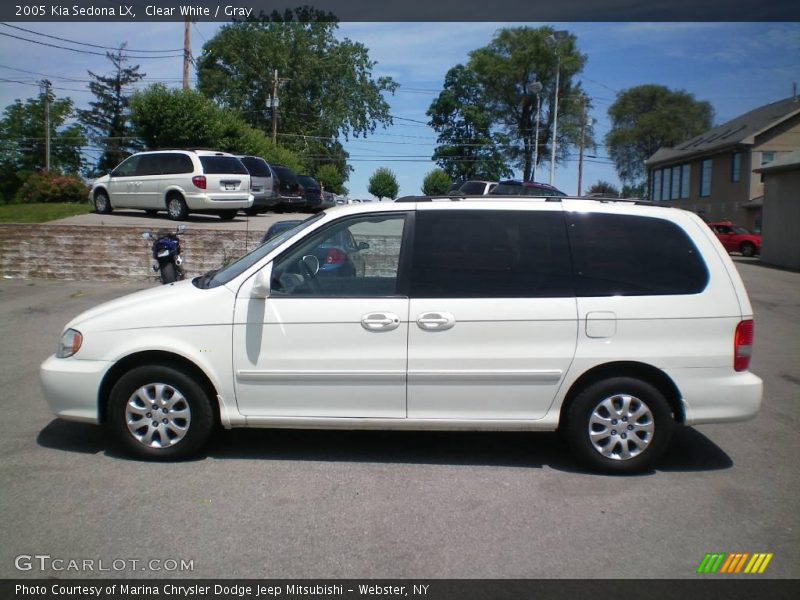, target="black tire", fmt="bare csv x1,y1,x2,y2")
563,377,674,474
244,207,260,217
166,194,188,221
218,210,237,221
740,242,756,257
94,190,112,214
108,365,214,460
159,261,178,284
